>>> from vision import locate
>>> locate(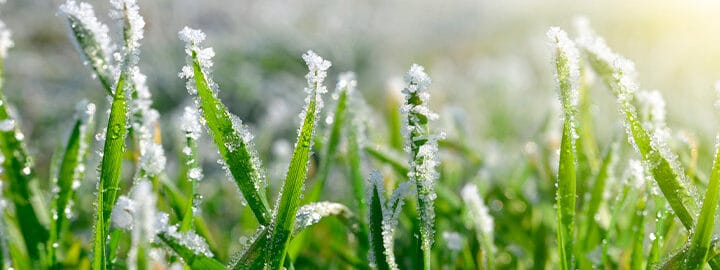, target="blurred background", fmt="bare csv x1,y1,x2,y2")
2,0,720,267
